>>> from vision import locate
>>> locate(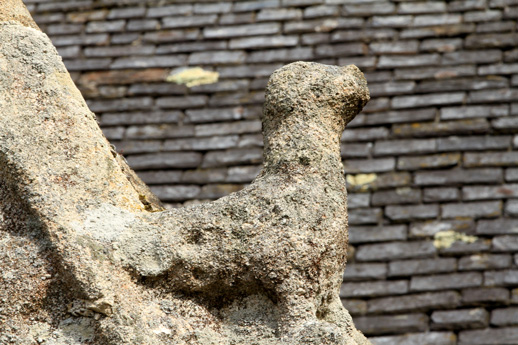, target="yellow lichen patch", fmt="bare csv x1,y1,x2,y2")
433,230,478,249
166,67,219,87
346,173,377,191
